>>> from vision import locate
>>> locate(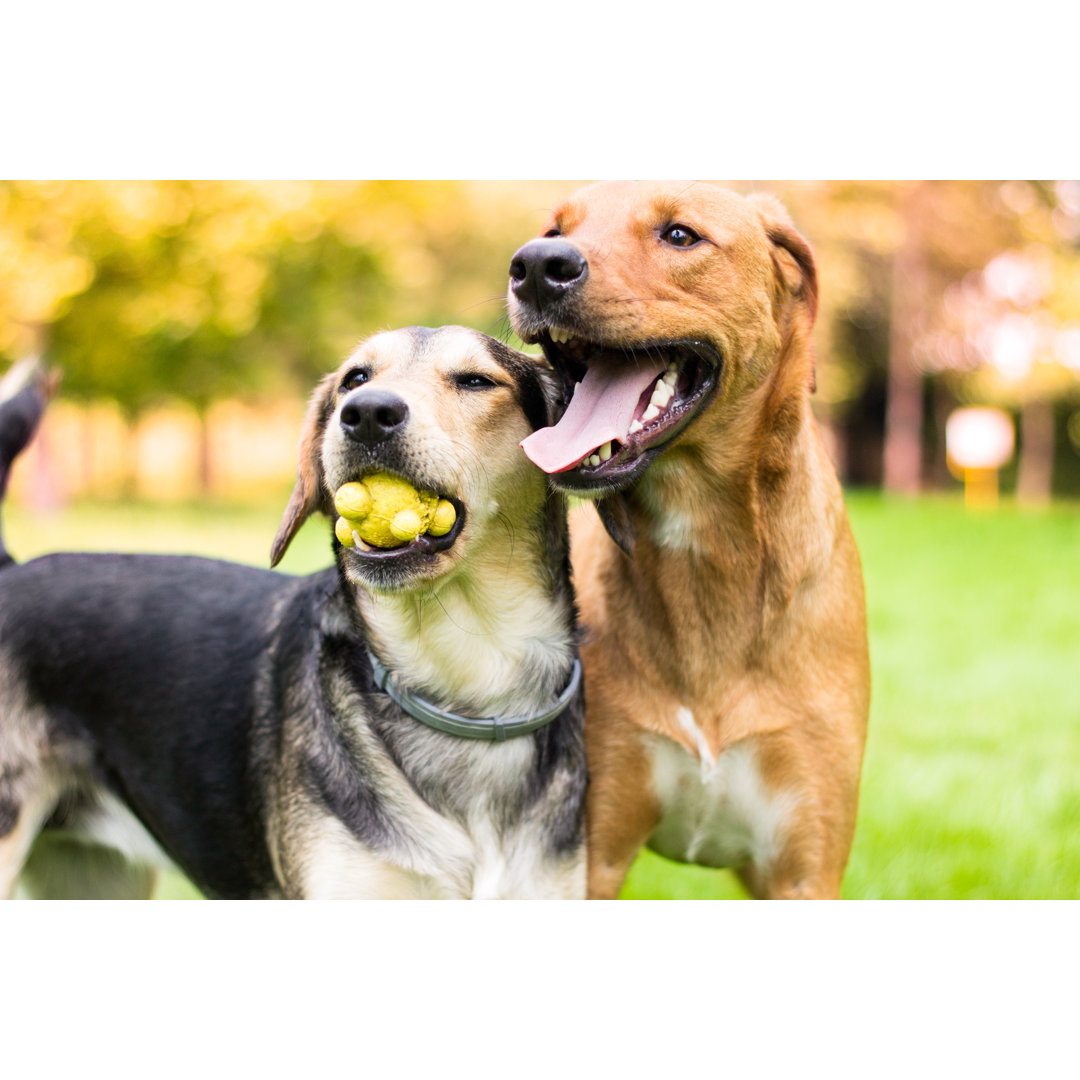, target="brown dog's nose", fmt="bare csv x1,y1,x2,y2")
509,239,588,309
340,390,408,445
